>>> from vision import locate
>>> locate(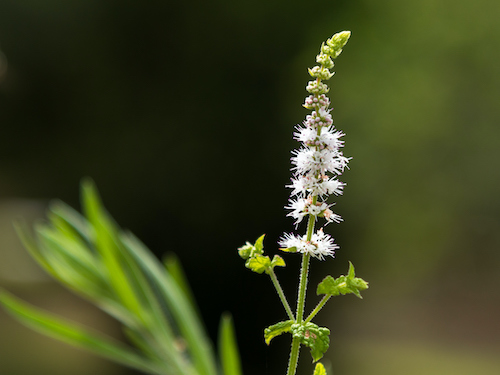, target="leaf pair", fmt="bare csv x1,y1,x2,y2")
264,321,330,363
